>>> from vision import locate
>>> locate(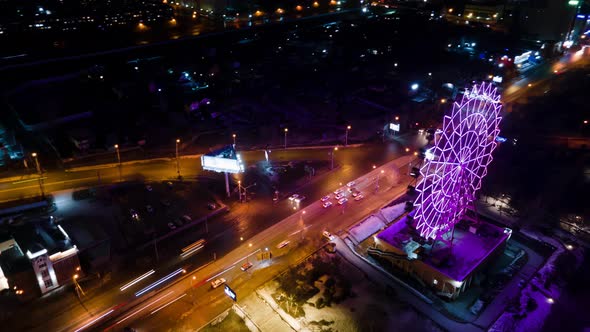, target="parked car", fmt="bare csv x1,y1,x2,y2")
167,222,177,230
211,278,226,288
241,262,253,271
145,185,153,192
207,202,217,210
323,201,333,208
351,190,361,197
288,194,300,201
338,198,348,205
335,193,344,200
321,195,331,202
333,189,343,195
354,194,364,201
182,215,192,223
346,181,356,187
